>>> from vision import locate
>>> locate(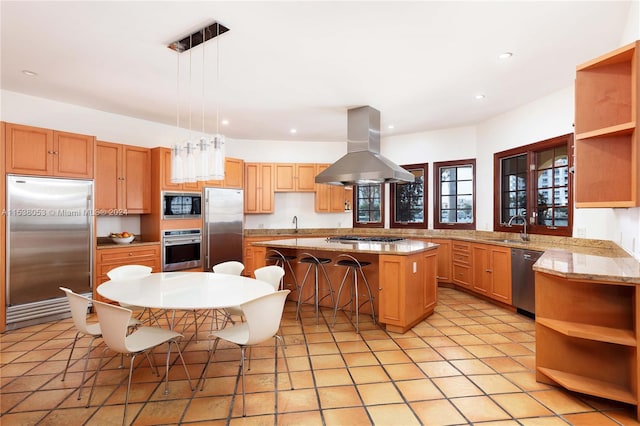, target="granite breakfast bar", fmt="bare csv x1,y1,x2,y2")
251,237,440,333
